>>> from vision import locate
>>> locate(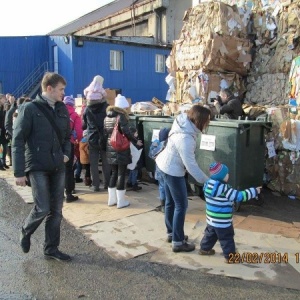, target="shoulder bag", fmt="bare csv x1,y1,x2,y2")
32,102,63,146
110,115,130,152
